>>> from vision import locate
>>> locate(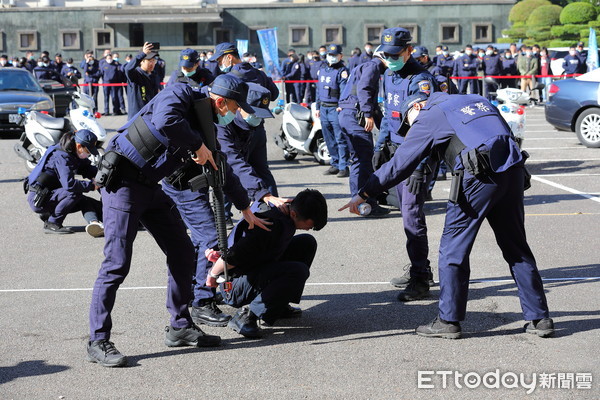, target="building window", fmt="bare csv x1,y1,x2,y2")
289,25,309,46
60,30,80,50
17,30,38,51
439,23,460,44
323,25,343,45
248,26,266,45
399,24,419,45
0,31,4,52
93,28,114,49
183,23,198,46
129,23,144,47
365,24,384,44
473,23,493,43
214,28,231,44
